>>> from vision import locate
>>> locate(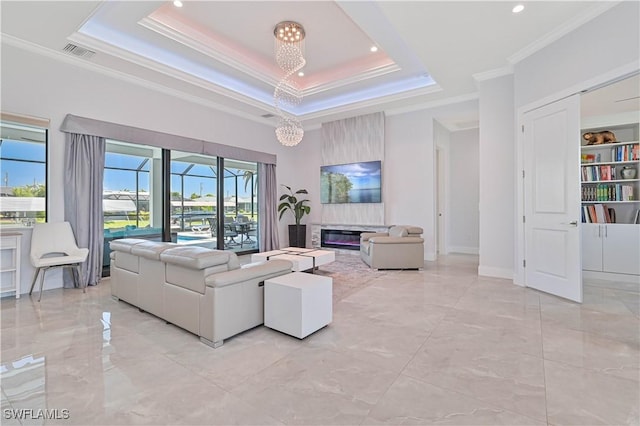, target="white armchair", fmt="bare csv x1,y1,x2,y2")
360,225,424,270
29,222,89,301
